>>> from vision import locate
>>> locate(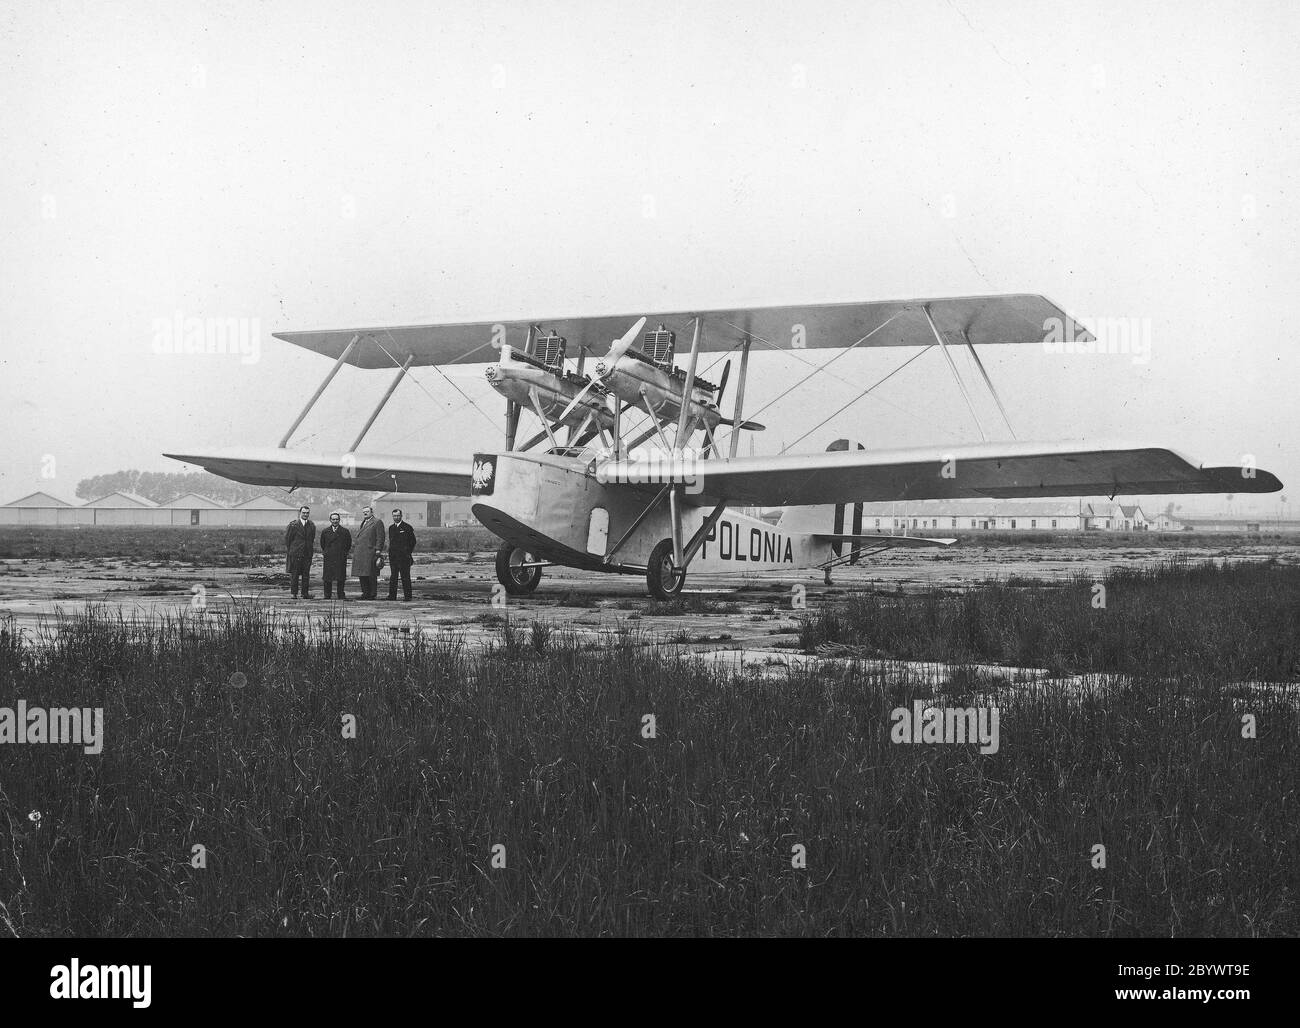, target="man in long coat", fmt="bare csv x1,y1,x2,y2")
284,504,316,599
351,505,386,600
386,507,417,601
319,511,353,600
